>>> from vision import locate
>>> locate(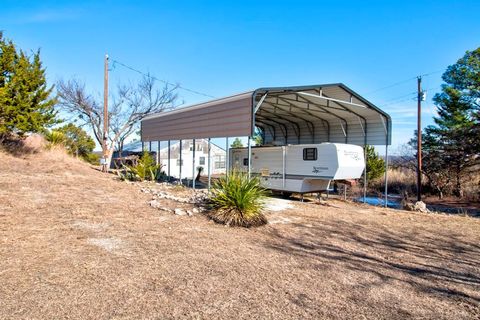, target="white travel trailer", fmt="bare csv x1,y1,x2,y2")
230,143,365,194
